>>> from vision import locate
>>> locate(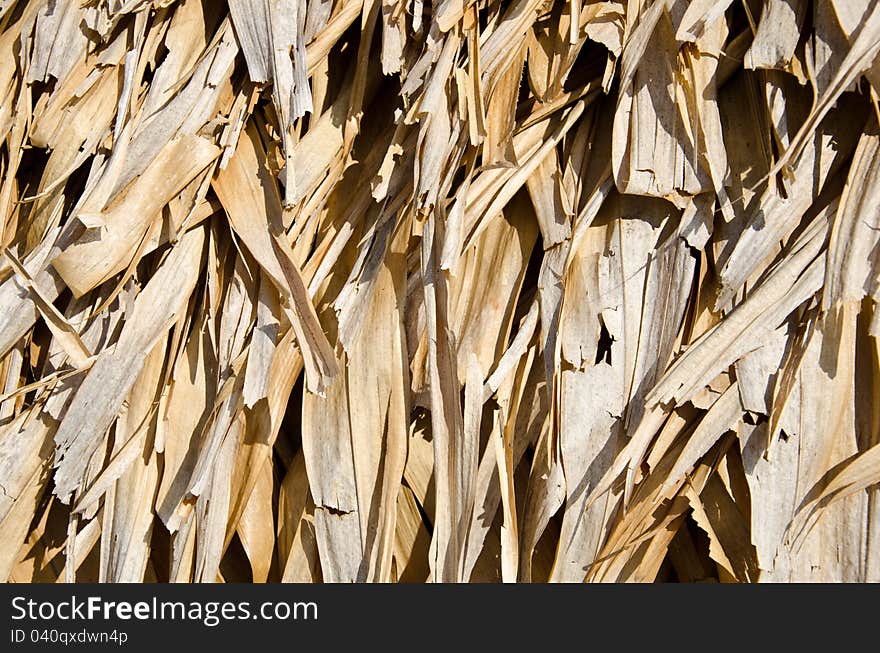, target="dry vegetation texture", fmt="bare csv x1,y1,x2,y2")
0,0,879,583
